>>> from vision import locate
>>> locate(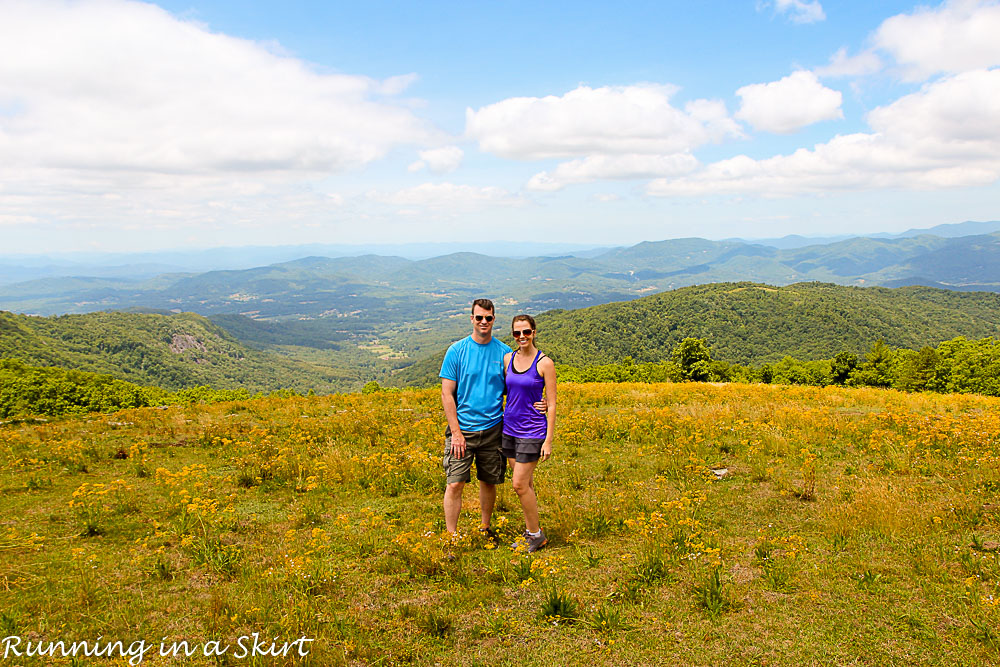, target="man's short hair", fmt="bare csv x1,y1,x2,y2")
471,298,495,314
